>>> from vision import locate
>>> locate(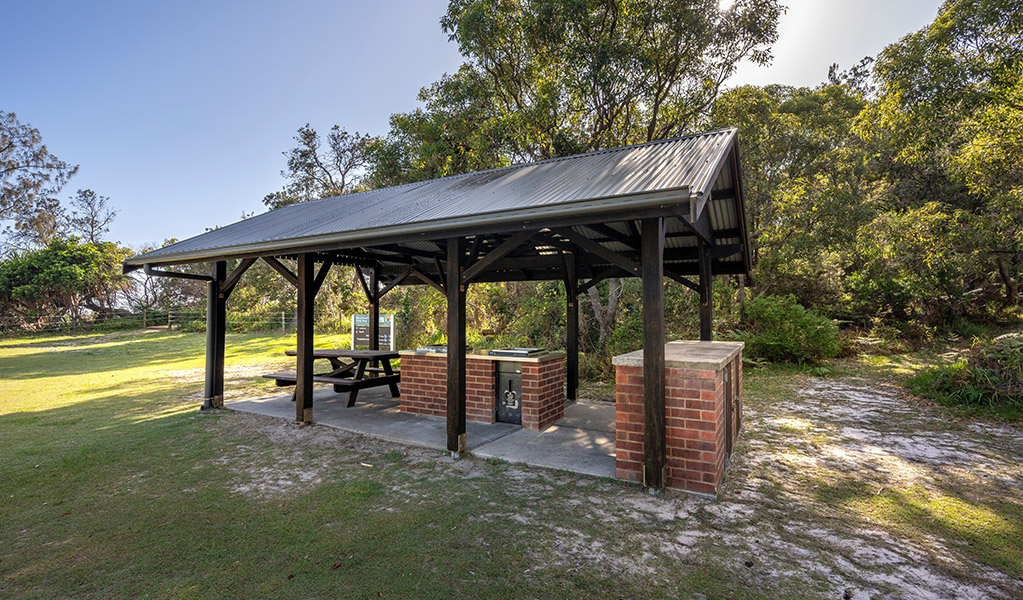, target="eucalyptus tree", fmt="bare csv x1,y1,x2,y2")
263,124,376,209
858,0,1023,308
0,111,78,251
370,0,782,350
